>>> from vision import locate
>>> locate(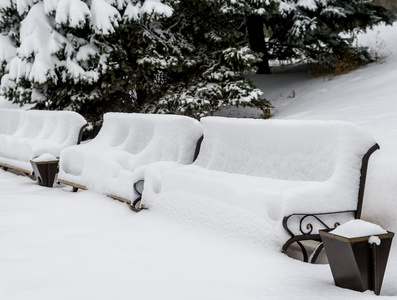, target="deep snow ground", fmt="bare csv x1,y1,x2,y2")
0,170,396,299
